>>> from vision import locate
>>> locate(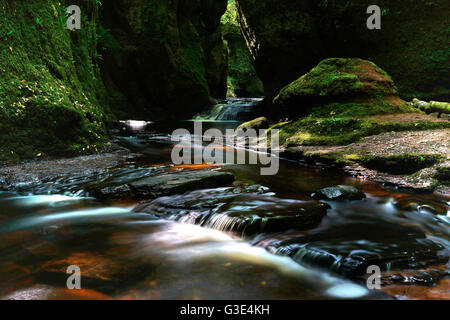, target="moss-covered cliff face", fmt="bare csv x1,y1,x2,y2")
0,0,230,159
0,0,118,160
100,0,228,119
236,0,449,101
221,0,263,97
